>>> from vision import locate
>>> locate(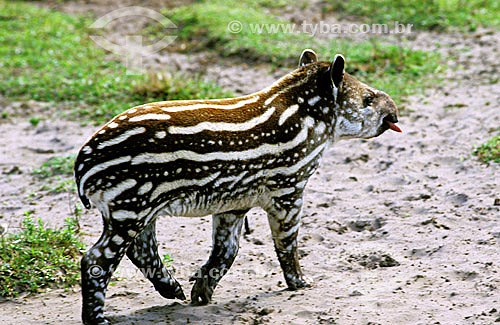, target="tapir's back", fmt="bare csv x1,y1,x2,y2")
74,64,329,217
